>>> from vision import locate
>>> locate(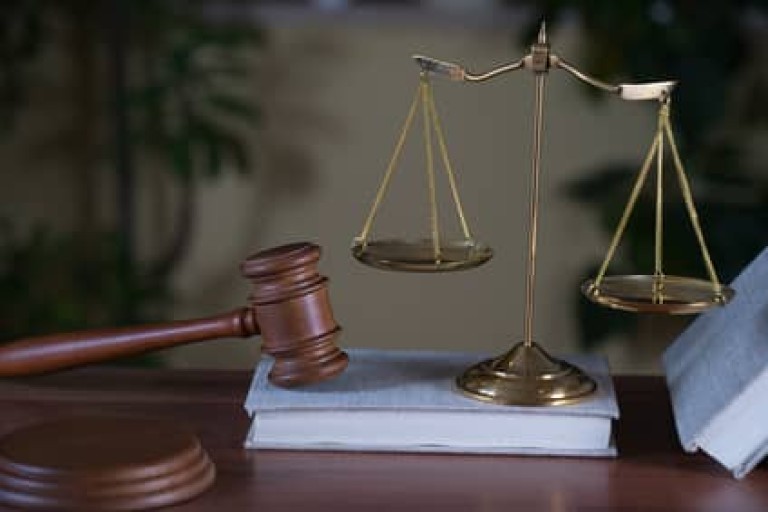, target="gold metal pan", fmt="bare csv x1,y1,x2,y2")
351,238,493,272
581,274,734,315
